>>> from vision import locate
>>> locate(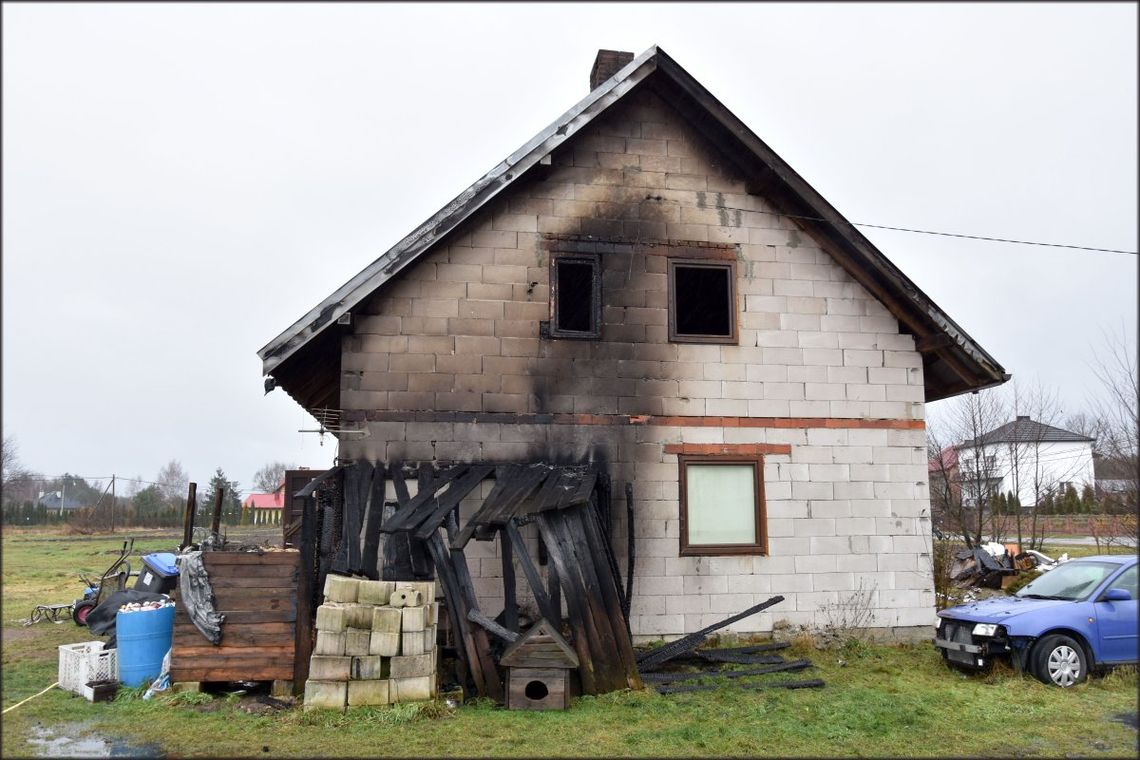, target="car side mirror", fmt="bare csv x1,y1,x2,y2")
1102,588,1133,602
